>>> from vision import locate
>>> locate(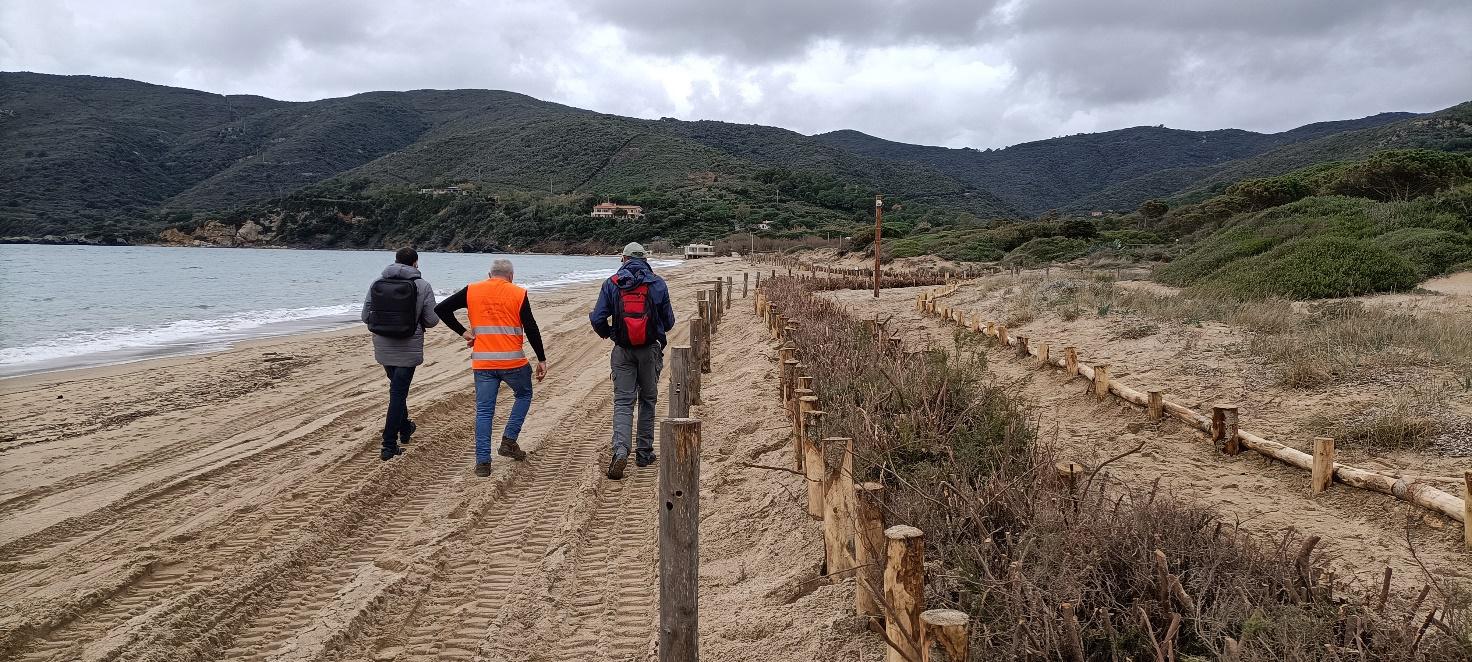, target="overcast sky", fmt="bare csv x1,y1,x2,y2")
3,0,1470,148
